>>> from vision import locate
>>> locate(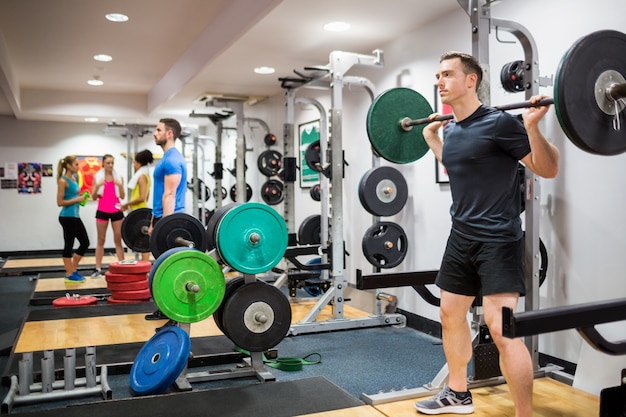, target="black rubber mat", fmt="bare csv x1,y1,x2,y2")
26,301,157,321
13,376,363,417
